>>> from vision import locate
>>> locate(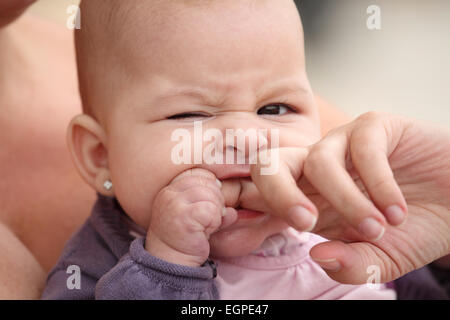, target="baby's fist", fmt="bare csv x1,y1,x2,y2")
145,168,236,267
